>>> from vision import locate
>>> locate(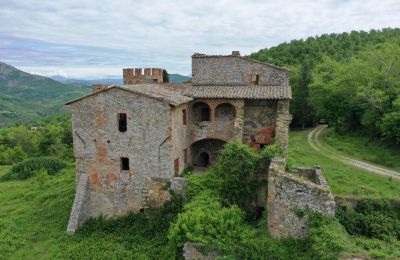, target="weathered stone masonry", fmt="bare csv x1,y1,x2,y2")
267,158,336,238
66,51,297,234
